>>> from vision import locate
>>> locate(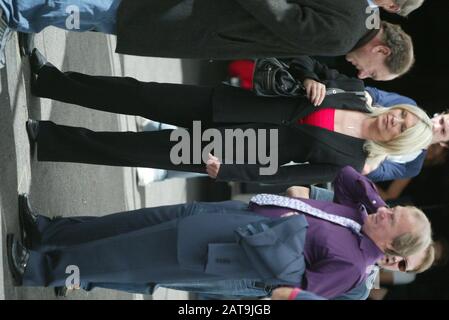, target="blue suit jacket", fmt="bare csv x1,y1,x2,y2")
177,210,309,286
175,167,386,299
